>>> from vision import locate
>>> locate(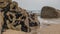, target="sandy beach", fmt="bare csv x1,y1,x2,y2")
39,17,60,34
40,24,60,34
3,29,30,34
